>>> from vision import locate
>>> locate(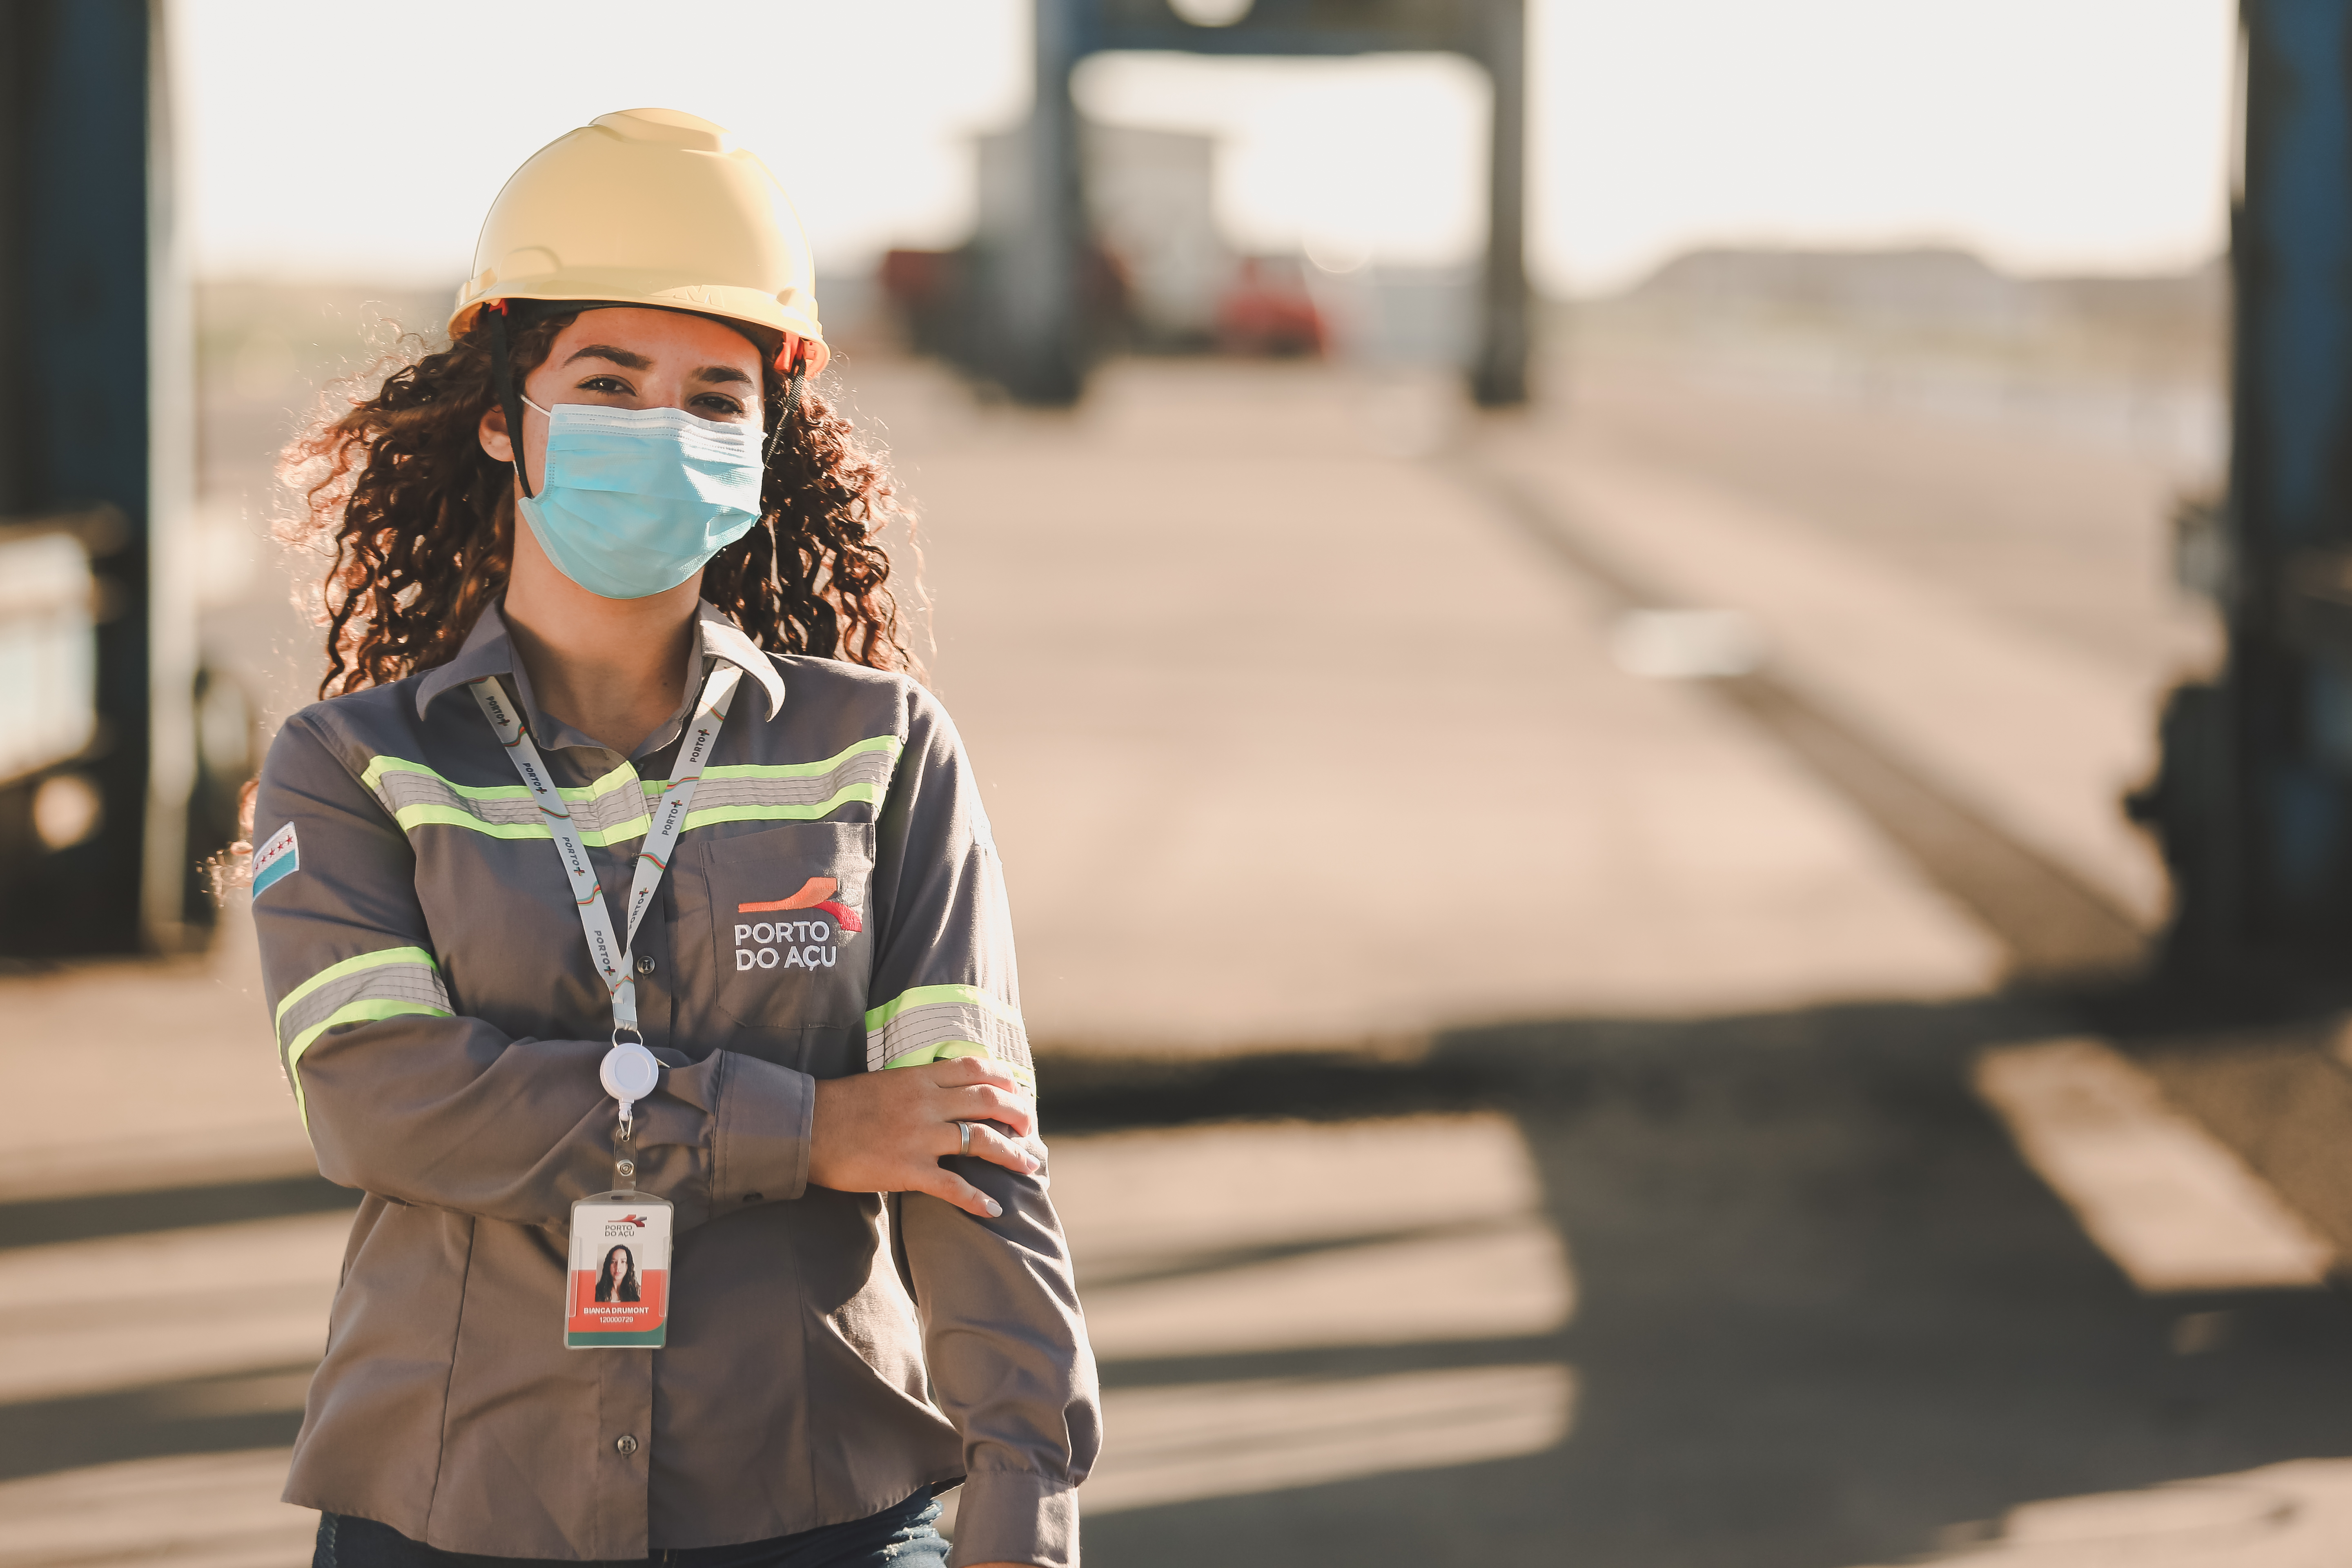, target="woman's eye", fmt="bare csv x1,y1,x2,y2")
693,394,747,417
578,375,632,395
